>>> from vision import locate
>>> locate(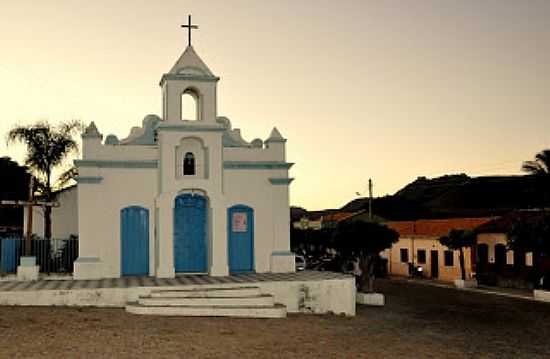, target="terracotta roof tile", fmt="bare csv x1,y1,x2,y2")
385,217,494,237
322,212,356,223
